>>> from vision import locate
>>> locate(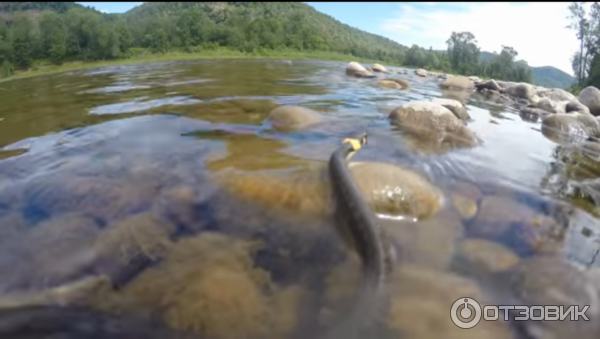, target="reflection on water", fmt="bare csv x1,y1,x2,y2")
0,59,599,338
